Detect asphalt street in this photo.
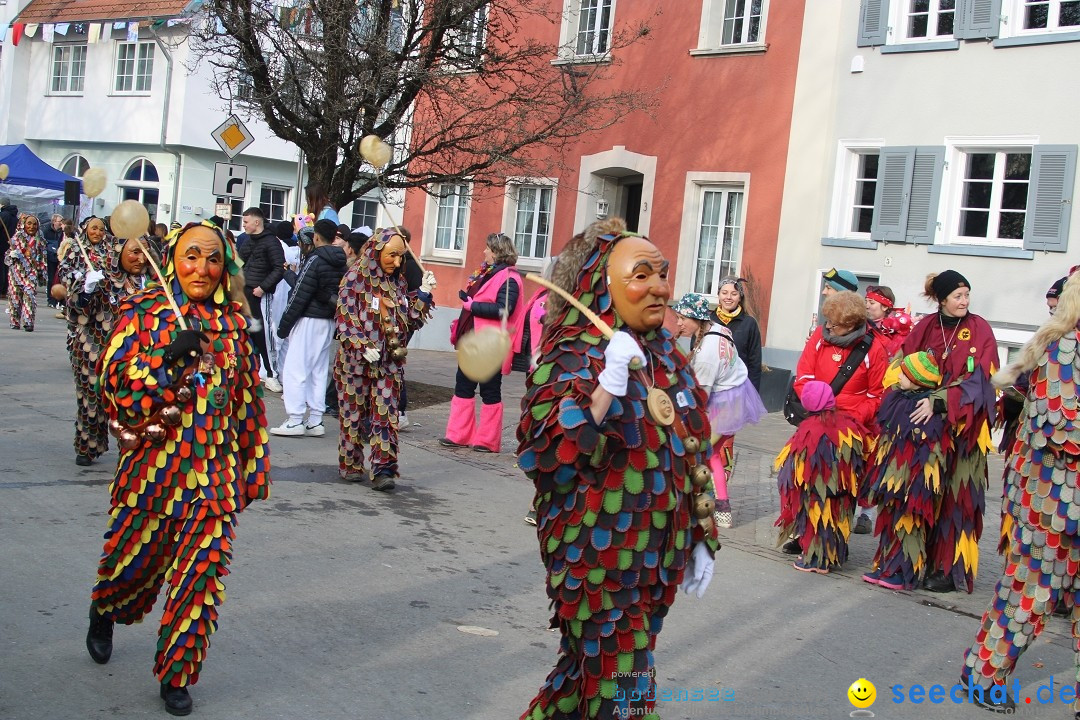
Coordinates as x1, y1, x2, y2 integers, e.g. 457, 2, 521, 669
1, 301, 1077, 720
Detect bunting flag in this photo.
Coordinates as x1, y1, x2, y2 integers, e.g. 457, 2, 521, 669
127, 21, 139, 42
87, 23, 100, 44
42, 24, 55, 43
113, 21, 126, 30
25, 23, 38, 38
11, 22, 24, 46
73, 23, 86, 35
56, 23, 70, 35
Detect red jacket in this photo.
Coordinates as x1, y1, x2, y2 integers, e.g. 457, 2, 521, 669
793, 326, 889, 427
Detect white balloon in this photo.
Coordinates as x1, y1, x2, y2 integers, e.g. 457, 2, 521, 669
82, 168, 107, 198
0, 164, 9, 181
360, 134, 393, 169
111, 199, 150, 240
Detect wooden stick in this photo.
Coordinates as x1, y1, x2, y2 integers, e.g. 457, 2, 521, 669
128, 235, 188, 331
525, 273, 616, 339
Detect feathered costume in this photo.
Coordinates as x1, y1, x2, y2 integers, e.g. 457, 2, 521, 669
863, 387, 953, 589
57, 226, 117, 462
334, 230, 432, 482
517, 228, 718, 720
775, 407, 869, 570
899, 312, 997, 592
89, 221, 271, 690
962, 329, 1080, 710
5, 227, 46, 329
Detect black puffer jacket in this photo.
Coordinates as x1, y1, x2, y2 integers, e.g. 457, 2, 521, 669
721, 312, 763, 390
0, 203, 17, 252
239, 229, 285, 292
276, 244, 347, 338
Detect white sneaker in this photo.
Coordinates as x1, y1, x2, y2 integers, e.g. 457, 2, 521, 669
398, 413, 410, 431
270, 420, 305, 436
305, 423, 325, 437
263, 377, 283, 393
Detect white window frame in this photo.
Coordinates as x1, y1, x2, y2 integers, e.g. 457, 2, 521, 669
827, 140, 885, 240
941, 134, 1040, 249
425, 182, 471, 262
677, 173, 749, 300
118, 158, 160, 221
999, 0, 1080, 37
695, 0, 769, 53
350, 196, 379, 231
502, 179, 557, 270
555, 0, 616, 62
50, 44, 87, 95
214, 195, 247, 233
889, 0, 958, 42
114, 41, 155, 94
259, 185, 290, 223
61, 154, 90, 178
445, 5, 488, 68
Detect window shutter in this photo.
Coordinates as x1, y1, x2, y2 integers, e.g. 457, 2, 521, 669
954, 0, 1000, 40
857, 0, 890, 47
906, 147, 945, 245
870, 147, 915, 243
1023, 144, 1077, 252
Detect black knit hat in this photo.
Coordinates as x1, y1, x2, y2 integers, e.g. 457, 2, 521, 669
1047, 276, 1068, 299
930, 270, 970, 302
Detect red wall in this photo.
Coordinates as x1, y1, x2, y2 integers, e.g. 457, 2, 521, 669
403, 0, 805, 337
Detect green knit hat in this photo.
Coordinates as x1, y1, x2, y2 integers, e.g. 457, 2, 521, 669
901, 351, 941, 388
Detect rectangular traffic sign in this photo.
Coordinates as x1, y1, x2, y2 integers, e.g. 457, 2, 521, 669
213, 162, 247, 198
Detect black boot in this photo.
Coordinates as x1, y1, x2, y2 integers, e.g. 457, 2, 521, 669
781, 537, 801, 555
76, 454, 92, 466
86, 607, 113, 664
961, 678, 1017, 714
923, 570, 955, 593
160, 682, 193, 716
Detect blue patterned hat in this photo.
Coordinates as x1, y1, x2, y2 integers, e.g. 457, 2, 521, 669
670, 293, 713, 321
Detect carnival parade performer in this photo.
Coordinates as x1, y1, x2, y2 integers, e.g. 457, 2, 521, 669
5, 213, 46, 330
900, 270, 997, 594
334, 227, 435, 491
57, 216, 116, 466
672, 292, 766, 529
861, 351, 948, 590
775, 380, 870, 574
959, 270, 1080, 715
518, 218, 719, 720
440, 232, 526, 453
84, 221, 271, 717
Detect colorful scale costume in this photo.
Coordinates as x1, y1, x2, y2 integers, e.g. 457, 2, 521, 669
90, 233, 270, 690
57, 231, 116, 461
899, 313, 997, 592
334, 233, 431, 481
962, 330, 1080, 711
5, 227, 46, 329
775, 406, 869, 569
518, 231, 717, 720
863, 387, 953, 589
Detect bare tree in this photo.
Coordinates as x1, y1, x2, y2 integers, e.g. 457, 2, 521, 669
191, 0, 657, 210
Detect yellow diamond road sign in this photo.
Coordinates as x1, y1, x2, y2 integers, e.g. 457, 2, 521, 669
212, 114, 254, 159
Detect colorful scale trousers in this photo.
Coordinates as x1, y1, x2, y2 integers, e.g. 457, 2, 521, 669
336, 347, 401, 479
928, 448, 987, 593
67, 316, 111, 460
90, 504, 234, 687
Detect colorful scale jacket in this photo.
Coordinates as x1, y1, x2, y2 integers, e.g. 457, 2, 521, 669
98, 284, 271, 516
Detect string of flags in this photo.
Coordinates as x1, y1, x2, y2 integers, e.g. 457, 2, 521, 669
4, 17, 190, 46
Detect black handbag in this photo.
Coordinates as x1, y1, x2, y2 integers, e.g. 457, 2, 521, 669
783, 335, 873, 427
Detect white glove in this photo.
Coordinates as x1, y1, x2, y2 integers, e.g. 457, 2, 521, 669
597, 331, 646, 397
362, 346, 380, 364
420, 270, 437, 294
83, 269, 105, 293
680, 542, 715, 599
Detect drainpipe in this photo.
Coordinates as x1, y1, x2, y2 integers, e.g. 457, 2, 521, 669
152, 29, 182, 225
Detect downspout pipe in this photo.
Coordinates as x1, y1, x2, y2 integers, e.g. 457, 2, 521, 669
152, 29, 182, 225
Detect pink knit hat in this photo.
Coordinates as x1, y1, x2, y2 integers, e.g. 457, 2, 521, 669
800, 380, 836, 412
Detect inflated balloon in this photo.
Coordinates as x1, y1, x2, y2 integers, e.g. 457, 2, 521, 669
359, 134, 392, 169
456, 327, 510, 383
110, 199, 150, 240
0, 164, 8, 181
82, 167, 107, 198
51, 283, 67, 301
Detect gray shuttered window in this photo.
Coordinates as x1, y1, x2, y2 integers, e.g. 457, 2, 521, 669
857, 0, 890, 47
870, 146, 945, 244
954, 0, 1001, 40
1023, 145, 1077, 252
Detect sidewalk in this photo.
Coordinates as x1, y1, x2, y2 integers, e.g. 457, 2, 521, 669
401, 348, 1026, 634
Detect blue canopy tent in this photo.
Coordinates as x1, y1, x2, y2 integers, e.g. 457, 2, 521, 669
0, 144, 81, 215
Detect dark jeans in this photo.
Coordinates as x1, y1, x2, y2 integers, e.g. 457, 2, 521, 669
46, 255, 58, 304
243, 286, 274, 378
454, 367, 502, 405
